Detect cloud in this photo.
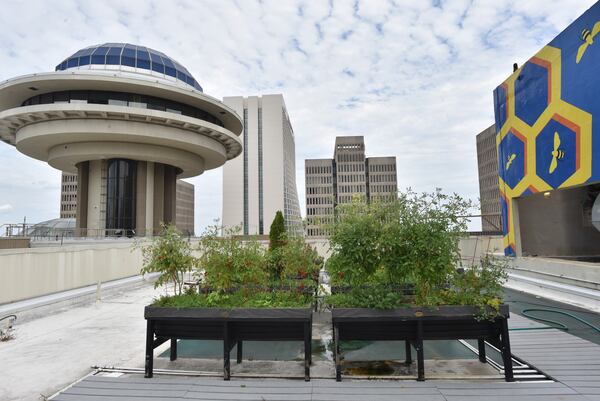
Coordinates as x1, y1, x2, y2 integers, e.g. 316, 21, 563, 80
0, 204, 13, 213
0, 0, 595, 232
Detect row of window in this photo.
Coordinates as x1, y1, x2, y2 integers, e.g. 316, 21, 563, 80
338, 184, 365, 194
306, 206, 334, 216
305, 165, 332, 175
370, 184, 397, 194
337, 163, 364, 172
369, 174, 396, 183
368, 163, 396, 172
22, 90, 224, 127
338, 174, 365, 183
61, 194, 77, 202
62, 174, 77, 183
336, 144, 362, 150
56, 44, 202, 91
336, 152, 364, 162
307, 196, 333, 205
306, 186, 332, 195
62, 184, 77, 193
306, 228, 329, 236
306, 176, 333, 185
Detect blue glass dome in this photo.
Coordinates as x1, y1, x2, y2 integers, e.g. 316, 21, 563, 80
55, 43, 202, 92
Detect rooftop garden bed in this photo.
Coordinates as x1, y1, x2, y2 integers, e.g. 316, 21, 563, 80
140, 218, 321, 381
322, 190, 512, 381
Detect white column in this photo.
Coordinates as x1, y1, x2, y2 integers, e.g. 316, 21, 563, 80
145, 161, 155, 236
87, 160, 103, 235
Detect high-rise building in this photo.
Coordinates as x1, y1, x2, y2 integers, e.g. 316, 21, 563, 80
59, 172, 195, 235
0, 43, 242, 236
476, 124, 502, 232
60, 172, 78, 219
305, 136, 397, 237
222, 94, 302, 236
175, 180, 195, 236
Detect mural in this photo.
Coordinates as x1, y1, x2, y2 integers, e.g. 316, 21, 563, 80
493, 2, 600, 256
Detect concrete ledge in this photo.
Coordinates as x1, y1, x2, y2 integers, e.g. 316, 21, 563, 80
506, 272, 600, 313
512, 256, 600, 290
0, 273, 158, 323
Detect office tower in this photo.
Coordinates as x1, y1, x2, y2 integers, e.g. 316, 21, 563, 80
305, 136, 397, 237
222, 94, 302, 236
476, 124, 502, 232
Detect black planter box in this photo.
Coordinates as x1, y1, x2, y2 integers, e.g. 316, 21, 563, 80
331, 304, 513, 382
144, 306, 313, 381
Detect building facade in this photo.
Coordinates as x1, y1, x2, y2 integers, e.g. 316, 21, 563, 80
476, 124, 502, 232
59, 172, 195, 235
222, 94, 302, 236
60, 172, 78, 219
0, 43, 242, 236
305, 136, 397, 237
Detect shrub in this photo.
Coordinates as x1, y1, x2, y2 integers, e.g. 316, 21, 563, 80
197, 225, 269, 294
325, 189, 506, 312
139, 224, 196, 296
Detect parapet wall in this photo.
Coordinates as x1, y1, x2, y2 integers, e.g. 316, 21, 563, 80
0, 242, 143, 305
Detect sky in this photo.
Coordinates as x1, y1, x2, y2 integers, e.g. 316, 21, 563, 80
0, 0, 596, 234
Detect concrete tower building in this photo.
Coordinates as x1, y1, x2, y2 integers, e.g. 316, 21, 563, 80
305, 136, 397, 237
59, 171, 195, 235
0, 43, 242, 236
222, 94, 302, 236
60, 172, 78, 219
476, 124, 502, 232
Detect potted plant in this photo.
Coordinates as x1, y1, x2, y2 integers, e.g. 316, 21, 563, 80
142, 221, 319, 381
325, 191, 513, 382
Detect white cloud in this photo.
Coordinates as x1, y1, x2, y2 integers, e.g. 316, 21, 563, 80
0, 0, 595, 232
0, 204, 13, 213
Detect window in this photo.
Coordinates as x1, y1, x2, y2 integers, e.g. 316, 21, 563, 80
121, 45, 136, 67
136, 47, 151, 69
106, 47, 122, 65
91, 46, 109, 64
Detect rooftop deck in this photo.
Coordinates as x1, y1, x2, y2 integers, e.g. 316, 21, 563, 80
48, 314, 600, 401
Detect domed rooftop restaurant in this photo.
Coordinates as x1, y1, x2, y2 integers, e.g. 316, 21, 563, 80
0, 43, 243, 237
55, 43, 203, 92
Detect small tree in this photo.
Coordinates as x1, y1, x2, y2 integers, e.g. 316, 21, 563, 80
139, 224, 195, 296
269, 211, 287, 250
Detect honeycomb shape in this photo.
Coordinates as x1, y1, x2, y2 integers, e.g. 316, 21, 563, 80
535, 114, 580, 189
498, 128, 527, 189
514, 58, 550, 126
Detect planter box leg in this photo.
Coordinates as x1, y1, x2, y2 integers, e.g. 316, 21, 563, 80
170, 338, 178, 361
405, 340, 412, 365
500, 319, 514, 382
144, 320, 154, 378
223, 323, 231, 381
478, 338, 486, 363
416, 321, 425, 381
309, 316, 313, 366
304, 321, 311, 381
237, 341, 243, 364
334, 323, 341, 382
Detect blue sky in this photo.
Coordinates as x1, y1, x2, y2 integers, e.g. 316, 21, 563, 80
0, 0, 595, 233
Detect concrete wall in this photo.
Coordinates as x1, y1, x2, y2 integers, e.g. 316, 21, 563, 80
458, 236, 504, 264
0, 243, 143, 305
516, 185, 600, 257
